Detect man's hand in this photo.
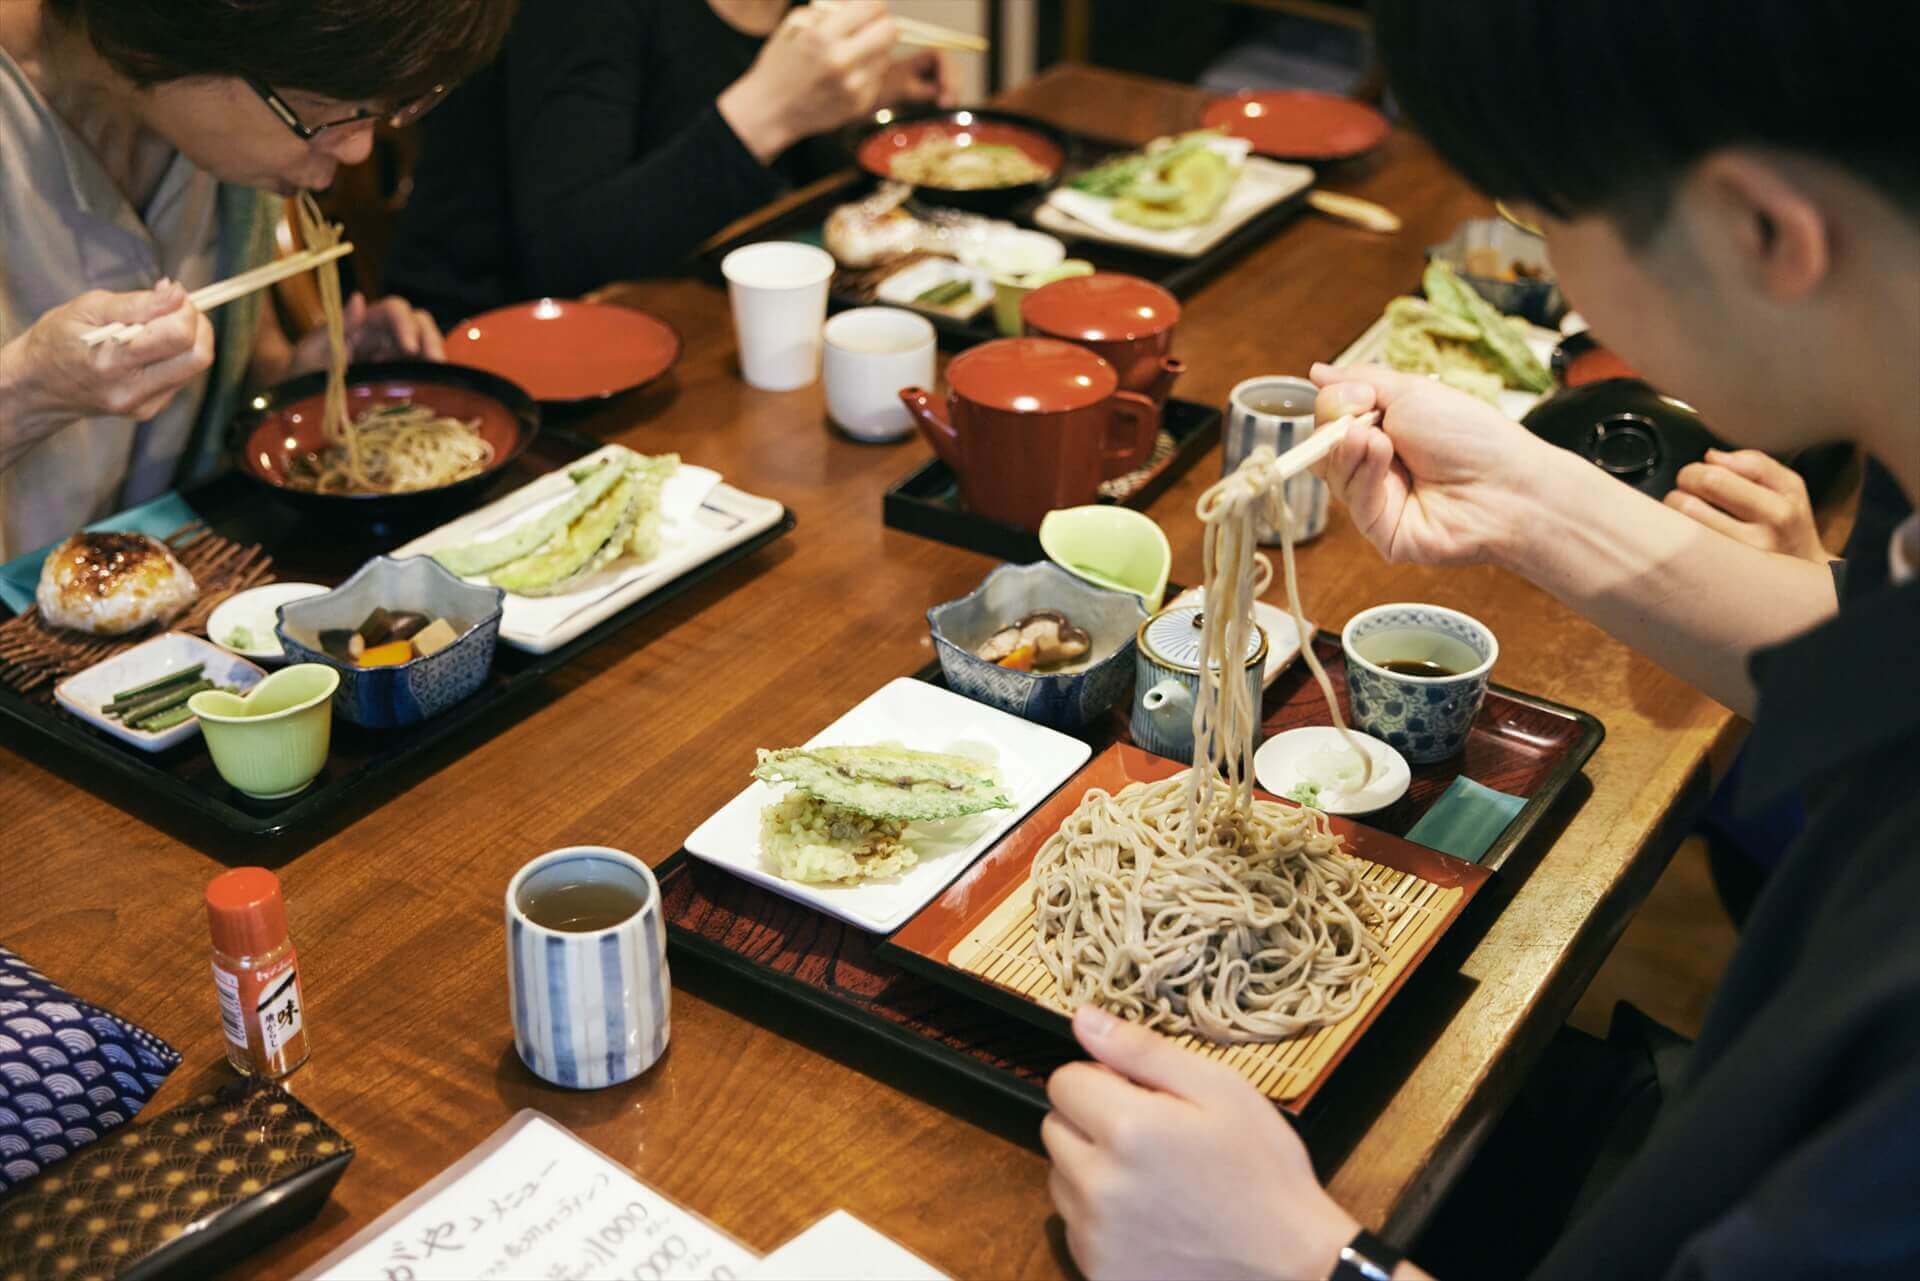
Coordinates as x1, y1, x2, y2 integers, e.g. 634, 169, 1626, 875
286, 292, 445, 378
1043, 1005, 1359, 1281
1664, 448, 1829, 564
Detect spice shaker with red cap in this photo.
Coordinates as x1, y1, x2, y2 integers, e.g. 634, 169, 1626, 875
205, 867, 309, 1078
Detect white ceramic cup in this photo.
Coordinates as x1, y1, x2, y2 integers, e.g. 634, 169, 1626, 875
721, 241, 835, 391
822, 307, 937, 442
506, 846, 670, 1090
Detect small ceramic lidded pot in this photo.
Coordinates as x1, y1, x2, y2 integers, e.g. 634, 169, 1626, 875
506, 846, 670, 1090
1341, 603, 1499, 764
1021, 273, 1185, 475
901, 338, 1161, 531
1131, 604, 1267, 764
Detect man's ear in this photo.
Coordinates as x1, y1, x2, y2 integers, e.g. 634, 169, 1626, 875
1690, 150, 1830, 303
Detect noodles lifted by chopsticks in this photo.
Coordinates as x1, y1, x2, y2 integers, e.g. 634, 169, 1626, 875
1032, 443, 1400, 1043
287, 194, 494, 495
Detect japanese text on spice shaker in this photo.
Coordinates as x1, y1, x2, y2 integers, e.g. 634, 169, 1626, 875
206, 867, 310, 1078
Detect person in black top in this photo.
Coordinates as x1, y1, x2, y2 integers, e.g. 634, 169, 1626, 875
1039, 2, 1920, 1278
385, 0, 947, 326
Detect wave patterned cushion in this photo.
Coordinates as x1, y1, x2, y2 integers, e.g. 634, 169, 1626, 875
0, 945, 181, 1196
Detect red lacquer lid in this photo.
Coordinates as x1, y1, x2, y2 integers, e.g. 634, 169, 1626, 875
946, 337, 1117, 413
1021, 273, 1180, 342
1200, 90, 1390, 161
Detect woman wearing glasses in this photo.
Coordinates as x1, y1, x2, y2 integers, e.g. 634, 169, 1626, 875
0, 0, 513, 558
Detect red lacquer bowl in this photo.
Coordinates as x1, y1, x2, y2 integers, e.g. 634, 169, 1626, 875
445, 300, 681, 405
235, 361, 539, 532
1201, 90, 1390, 161
856, 109, 1064, 215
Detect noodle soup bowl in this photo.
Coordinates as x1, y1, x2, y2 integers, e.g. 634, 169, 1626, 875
275, 555, 504, 729
234, 360, 539, 536
1341, 604, 1498, 764
855, 108, 1065, 217
928, 561, 1150, 735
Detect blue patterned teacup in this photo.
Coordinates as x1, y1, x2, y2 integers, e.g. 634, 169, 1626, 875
1341, 604, 1498, 764
506, 846, 670, 1090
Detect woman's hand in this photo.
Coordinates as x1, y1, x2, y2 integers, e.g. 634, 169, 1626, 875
1309, 361, 1571, 568
718, 1, 899, 163
0, 282, 214, 439
1664, 448, 1829, 563
879, 49, 953, 110
1043, 1006, 1359, 1281
285, 292, 445, 378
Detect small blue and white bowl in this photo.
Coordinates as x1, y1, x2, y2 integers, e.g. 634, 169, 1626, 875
1341, 603, 1498, 765
275, 555, 503, 729
929, 561, 1148, 735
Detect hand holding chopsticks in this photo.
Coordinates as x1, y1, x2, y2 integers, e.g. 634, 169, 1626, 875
81, 241, 354, 348
1273, 409, 1379, 481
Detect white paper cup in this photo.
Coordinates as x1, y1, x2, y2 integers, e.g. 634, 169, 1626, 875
722, 241, 835, 391
506, 846, 670, 1090
822, 307, 937, 442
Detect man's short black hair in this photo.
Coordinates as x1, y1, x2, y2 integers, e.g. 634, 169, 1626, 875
48, 0, 517, 104
1372, 0, 1920, 240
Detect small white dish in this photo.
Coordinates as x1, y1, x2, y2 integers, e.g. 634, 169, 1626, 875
207, 582, 328, 664
1254, 726, 1411, 815
1168, 586, 1302, 688
55, 631, 266, 753
683, 677, 1091, 933
1034, 154, 1312, 259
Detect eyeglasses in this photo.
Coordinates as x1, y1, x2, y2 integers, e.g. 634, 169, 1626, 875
1494, 199, 1547, 239
247, 79, 452, 142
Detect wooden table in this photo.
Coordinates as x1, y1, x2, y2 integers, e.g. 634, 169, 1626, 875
0, 66, 1740, 1278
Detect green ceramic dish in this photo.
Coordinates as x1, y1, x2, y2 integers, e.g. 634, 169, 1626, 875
1038, 505, 1172, 611
188, 664, 339, 800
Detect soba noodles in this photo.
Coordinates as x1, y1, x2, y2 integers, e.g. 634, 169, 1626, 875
1032, 440, 1400, 1043
285, 195, 494, 495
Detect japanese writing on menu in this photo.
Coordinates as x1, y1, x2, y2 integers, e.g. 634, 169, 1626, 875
314, 1115, 756, 1281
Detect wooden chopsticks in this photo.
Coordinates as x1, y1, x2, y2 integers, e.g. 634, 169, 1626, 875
80, 241, 354, 348
893, 14, 988, 53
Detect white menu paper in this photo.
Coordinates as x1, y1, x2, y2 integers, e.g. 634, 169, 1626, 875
304, 1111, 757, 1281
751, 1211, 949, 1281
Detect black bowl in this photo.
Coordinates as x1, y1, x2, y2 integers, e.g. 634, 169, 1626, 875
1522, 379, 1726, 499
232, 360, 539, 534
852, 108, 1067, 218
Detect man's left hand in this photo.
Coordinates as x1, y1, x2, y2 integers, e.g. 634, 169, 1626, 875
1043, 1005, 1360, 1281
287, 292, 445, 376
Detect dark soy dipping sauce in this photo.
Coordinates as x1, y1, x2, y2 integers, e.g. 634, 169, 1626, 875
1380, 659, 1462, 677
522, 880, 644, 932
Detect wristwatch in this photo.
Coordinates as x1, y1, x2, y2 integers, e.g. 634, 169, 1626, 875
1329, 1227, 1404, 1281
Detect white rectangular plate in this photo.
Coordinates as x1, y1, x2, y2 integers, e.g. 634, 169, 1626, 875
55, 631, 265, 752
391, 445, 787, 654
1033, 156, 1315, 259
683, 677, 1092, 934
1334, 307, 1560, 421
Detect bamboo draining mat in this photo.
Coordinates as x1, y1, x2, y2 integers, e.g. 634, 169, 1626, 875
948, 859, 1462, 1102
0, 525, 275, 695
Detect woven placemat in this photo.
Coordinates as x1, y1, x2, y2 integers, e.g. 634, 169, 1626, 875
0, 524, 274, 696
1098, 428, 1179, 502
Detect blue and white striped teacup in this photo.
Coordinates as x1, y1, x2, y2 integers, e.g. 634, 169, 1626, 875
506, 846, 670, 1090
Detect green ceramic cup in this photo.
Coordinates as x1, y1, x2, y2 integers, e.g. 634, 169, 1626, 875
188, 663, 339, 799
1038, 505, 1172, 611
991, 260, 1095, 337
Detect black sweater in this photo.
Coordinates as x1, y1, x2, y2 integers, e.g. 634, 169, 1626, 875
1536, 565, 1920, 1279
386, 0, 796, 326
